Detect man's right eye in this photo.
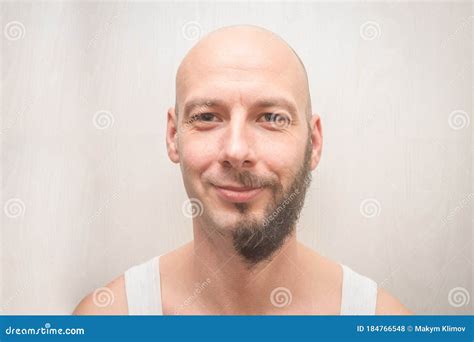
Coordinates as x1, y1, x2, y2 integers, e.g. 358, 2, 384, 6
190, 113, 217, 122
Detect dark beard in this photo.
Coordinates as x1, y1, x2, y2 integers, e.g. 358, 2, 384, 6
232, 137, 313, 267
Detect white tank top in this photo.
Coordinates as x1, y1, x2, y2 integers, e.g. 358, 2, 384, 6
124, 255, 378, 315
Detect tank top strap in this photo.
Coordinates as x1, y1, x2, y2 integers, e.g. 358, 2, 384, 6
124, 255, 163, 315
340, 263, 378, 315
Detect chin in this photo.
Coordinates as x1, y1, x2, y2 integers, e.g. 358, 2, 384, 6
209, 215, 242, 231
213, 211, 264, 231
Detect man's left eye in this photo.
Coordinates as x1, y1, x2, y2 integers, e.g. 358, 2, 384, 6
260, 112, 292, 127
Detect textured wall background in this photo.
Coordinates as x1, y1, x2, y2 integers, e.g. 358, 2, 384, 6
1, 1, 472, 315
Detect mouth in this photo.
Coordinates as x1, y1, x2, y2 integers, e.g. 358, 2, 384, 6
213, 184, 264, 203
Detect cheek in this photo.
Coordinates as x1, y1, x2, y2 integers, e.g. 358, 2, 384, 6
179, 137, 217, 199
180, 134, 218, 174
257, 133, 302, 170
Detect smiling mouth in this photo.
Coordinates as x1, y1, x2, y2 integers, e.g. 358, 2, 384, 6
213, 184, 264, 203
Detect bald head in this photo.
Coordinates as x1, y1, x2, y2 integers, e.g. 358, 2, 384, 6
175, 25, 312, 122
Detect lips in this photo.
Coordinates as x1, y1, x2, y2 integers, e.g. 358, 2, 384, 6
213, 184, 263, 203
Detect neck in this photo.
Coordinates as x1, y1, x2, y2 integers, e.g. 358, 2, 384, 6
190, 219, 304, 314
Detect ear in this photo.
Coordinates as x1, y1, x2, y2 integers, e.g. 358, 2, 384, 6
166, 106, 180, 163
309, 114, 323, 170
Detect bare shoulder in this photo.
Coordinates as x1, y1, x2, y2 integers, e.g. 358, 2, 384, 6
73, 274, 128, 315
376, 287, 413, 315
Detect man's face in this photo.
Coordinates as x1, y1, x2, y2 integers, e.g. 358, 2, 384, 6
167, 28, 321, 265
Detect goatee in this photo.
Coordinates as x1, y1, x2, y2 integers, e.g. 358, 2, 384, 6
232, 137, 313, 267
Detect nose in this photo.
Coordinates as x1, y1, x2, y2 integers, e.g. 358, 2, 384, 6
218, 115, 256, 170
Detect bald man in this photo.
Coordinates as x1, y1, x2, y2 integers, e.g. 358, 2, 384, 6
74, 25, 411, 315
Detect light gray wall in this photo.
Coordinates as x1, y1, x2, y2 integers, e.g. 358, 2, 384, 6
1, 1, 472, 314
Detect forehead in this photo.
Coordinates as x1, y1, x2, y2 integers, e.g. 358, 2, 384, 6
176, 35, 308, 113
178, 62, 307, 116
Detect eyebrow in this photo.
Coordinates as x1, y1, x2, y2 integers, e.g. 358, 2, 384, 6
182, 96, 299, 118
183, 98, 225, 117
252, 97, 298, 117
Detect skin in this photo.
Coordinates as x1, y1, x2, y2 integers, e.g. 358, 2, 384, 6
74, 25, 412, 315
